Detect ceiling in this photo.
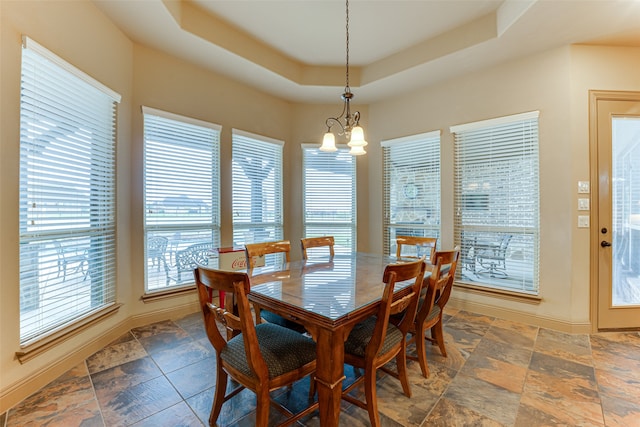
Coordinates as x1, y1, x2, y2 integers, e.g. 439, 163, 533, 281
93, 0, 640, 104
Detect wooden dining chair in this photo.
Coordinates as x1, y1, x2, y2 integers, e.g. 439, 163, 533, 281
300, 236, 335, 259
396, 235, 437, 264
244, 240, 291, 268
245, 240, 306, 333
194, 266, 319, 427
340, 258, 426, 427
407, 249, 459, 378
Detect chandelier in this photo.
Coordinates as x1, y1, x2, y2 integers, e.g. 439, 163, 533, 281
320, 0, 368, 156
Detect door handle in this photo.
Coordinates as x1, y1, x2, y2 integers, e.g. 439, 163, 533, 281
601, 240, 612, 247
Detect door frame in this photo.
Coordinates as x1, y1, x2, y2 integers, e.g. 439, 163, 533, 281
588, 90, 640, 332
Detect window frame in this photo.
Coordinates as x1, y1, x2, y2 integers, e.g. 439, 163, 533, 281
302, 144, 357, 254
142, 107, 221, 292
382, 131, 442, 256
18, 36, 121, 349
232, 130, 284, 265
451, 111, 540, 295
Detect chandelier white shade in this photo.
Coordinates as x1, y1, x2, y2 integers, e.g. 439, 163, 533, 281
320, 0, 368, 156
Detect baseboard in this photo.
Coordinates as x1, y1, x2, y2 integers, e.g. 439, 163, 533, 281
0, 301, 199, 414
448, 297, 592, 334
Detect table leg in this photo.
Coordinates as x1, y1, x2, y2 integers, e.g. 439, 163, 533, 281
314, 327, 345, 427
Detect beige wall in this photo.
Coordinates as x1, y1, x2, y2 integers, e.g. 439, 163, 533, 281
1, 0, 135, 412
2, 0, 640, 414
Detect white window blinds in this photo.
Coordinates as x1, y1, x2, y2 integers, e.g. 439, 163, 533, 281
232, 130, 284, 262
451, 111, 540, 294
382, 131, 441, 256
19, 37, 120, 345
302, 145, 356, 253
143, 107, 221, 290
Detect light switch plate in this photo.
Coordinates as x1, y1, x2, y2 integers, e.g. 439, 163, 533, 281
578, 198, 590, 211
578, 215, 590, 228
578, 181, 590, 194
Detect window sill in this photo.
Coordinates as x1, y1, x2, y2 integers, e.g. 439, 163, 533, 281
141, 285, 196, 303
454, 280, 542, 304
16, 303, 122, 364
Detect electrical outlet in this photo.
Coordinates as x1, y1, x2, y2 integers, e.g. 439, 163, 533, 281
578, 181, 590, 194
578, 198, 590, 211
578, 215, 590, 228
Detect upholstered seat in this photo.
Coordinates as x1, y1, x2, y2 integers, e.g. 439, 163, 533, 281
343, 316, 404, 358
194, 266, 319, 426
408, 249, 459, 378
221, 322, 316, 379
340, 258, 426, 427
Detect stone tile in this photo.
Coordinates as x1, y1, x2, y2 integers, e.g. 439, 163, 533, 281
86, 337, 148, 374
129, 401, 204, 427
600, 392, 640, 427
174, 311, 203, 328
533, 328, 593, 366
96, 375, 182, 426
460, 352, 528, 394
515, 401, 603, 427
131, 319, 184, 339
442, 373, 521, 425
7, 365, 102, 427
151, 339, 213, 374
528, 351, 597, 389
187, 386, 258, 427
407, 329, 467, 373
471, 334, 534, 368
446, 310, 495, 335
179, 319, 208, 341
595, 366, 640, 404
135, 329, 193, 355
424, 397, 506, 426
166, 356, 218, 399
373, 362, 456, 426
91, 356, 163, 400
522, 363, 604, 425
484, 318, 538, 349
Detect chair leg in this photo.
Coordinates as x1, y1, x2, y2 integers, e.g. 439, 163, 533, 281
415, 324, 430, 378
255, 386, 270, 427
395, 343, 411, 397
431, 319, 447, 357
364, 364, 381, 427
210, 365, 228, 426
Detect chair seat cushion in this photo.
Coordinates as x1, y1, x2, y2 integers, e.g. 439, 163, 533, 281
221, 323, 316, 379
261, 309, 307, 333
344, 316, 403, 358
419, 298, 441, 323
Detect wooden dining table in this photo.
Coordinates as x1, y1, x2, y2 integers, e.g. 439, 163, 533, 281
247, 252, 431, 427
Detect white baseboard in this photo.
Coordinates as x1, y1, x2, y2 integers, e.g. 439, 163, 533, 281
448, 297, 592, 334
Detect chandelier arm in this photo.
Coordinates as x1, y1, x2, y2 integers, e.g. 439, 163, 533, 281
320, 0, 366, 155
325, 117, 347, 136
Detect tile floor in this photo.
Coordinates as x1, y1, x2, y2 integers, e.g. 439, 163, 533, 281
3, 307, 640, 426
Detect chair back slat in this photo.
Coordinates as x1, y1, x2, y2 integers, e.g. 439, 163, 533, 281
396, 235, 437, 264
245, 240, 291, 268
300, 236, 335, 259
194, 267, 249, 350
368, 258, 426, 358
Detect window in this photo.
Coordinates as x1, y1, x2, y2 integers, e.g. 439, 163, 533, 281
451, 111, 540, 294
302, 145, 356, 253
19, 37, 120, 345
143, 107, 221, 291
232, 130, 284, 264
382, 131, 441, 256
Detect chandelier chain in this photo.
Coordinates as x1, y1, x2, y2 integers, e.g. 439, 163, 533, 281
345, 0, 350, 90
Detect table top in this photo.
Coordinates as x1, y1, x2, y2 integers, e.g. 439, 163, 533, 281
248, 252, 429, 323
